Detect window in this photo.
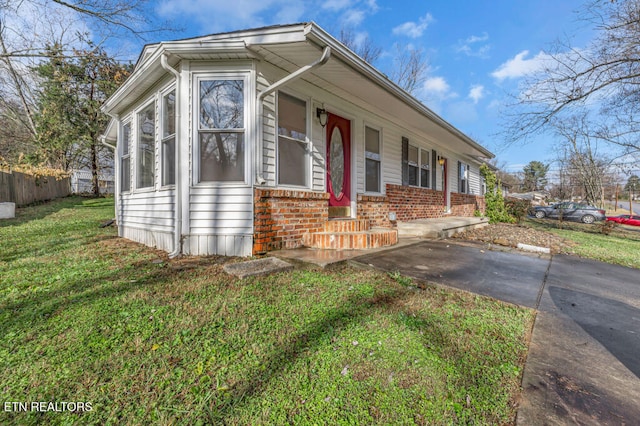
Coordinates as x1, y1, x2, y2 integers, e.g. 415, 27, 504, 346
458, 161, 469, 193
277, 92, 308, 186
137, 102, 156, 189
365, 126, 381, 192
162, 90, 176, 186
406, 143, 430, 188
121, 122, 131, 192
198, 79, 245, 182
420, 149, 430, 188
408, 145, 419, 186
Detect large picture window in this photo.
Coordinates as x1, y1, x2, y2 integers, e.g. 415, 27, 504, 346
121, 122, 131, 192
198, 79, 245, 182
277, 92, 308, 186
365, 126, 381, 192
162, 90, 176, 186
137, 103, 156, 189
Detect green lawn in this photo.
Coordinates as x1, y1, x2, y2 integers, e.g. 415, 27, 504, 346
1, 197, 534, 425
526, 218, 640, 269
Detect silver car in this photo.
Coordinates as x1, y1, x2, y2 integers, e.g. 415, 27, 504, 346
533, 202, 606, 224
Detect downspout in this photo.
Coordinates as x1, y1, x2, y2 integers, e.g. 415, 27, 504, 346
255, 46, 331, 184
161, 53, 182, 258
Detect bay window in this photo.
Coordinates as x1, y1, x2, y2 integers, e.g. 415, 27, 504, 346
137, 103, 155, 189
198, 78, 245, 182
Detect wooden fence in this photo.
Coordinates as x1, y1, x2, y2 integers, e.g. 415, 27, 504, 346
0, 170, 70, 206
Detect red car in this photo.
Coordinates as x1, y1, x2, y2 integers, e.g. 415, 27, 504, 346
606, 214, 640, 227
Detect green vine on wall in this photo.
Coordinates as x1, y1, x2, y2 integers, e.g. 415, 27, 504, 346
480, 164, 514, 224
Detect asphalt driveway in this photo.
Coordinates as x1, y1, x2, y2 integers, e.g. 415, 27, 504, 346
353, 240, 640, 425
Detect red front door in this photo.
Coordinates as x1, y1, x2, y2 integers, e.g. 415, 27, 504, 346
326, 113, 351, 217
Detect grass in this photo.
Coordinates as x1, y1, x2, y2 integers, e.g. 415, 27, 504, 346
526, 218, 640, 269
1, 197, 534, 425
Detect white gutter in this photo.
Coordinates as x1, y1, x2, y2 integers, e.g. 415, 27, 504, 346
161, 53, 183, 258
254, 46, 331, 184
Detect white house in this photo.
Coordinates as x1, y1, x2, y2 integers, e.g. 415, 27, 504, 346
101, 23, 493, 257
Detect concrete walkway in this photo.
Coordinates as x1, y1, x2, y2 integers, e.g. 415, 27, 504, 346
351, 241, 640, 425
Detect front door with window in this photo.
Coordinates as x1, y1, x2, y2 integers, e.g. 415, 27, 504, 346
326, 113, 351, 217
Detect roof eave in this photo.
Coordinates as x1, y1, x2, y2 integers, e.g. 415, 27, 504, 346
303, 23, 494, 159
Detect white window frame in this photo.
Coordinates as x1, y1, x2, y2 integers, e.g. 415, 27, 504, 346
364, 124, 382, 194
408, 144, 431, 189
120, 118, 132, 193
135, 99, 157, 191
193, 72, 250, 186
459, 162, 469, 194
160, 86, 176, 187
276, 91, 311, 188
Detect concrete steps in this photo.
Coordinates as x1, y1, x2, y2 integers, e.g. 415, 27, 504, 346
303, 219, 398, 250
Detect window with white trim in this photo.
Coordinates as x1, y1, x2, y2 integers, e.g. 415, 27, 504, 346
120, 121, 131, 192
365, 126, 381, 193
137, 103, 156, 189
420, 149, 430, 188
407, 143, 431, 188
277, 92, 308, 186
198, 78, 245, 182
161, 89, 176, 186
458, 161, 469, 193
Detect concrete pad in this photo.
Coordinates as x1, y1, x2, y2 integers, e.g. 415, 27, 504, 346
0, 202, 15, 219
271, 238, 423, 268
223, 257, 294, 279
397, 216, 489, 238
518, 255, 640, 425
353, 240, 549, 308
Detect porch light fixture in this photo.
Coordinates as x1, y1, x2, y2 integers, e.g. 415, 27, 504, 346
316, 107, 328, 128
438, 157, 445, 166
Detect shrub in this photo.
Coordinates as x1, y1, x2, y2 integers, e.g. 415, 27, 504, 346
480, 164, 515, 224
505, 198, 531, 223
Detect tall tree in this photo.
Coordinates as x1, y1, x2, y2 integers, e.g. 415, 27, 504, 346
503, 0, 640, 156
626, 175, 640, 199
338, 27, 382, 64
34, 43, 131, 194
522, 161, 549, 191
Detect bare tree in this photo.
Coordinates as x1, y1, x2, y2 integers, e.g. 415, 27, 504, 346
338, 27, 382, 64
552, 114, 613, 207
503, 0, 640, 155
389, 44, 428, 95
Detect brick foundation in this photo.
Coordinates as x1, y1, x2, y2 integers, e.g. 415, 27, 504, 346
450, 192, 485, 217
253, 188, 329, 254
356, 194, 391, 228
386, 184, 446, 221
386, 184, 485, 221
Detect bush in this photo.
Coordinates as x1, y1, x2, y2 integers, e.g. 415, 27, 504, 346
505, 198, 531, 223
480, 164, 515, 224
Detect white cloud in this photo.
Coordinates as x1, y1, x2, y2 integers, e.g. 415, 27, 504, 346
343, 9, 366, 26
423, 76, 450, 94
456, 32, 490, 58
468, 85, 485, 104
392, 13, 434, 38
491, 50, 552, 81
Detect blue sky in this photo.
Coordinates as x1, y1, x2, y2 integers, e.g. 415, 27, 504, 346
125, 0, 592, 173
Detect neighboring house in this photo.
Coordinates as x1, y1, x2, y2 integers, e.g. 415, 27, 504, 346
70, 170, 115, 194
101, 23, 494, 257
510, 191, 550, 206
